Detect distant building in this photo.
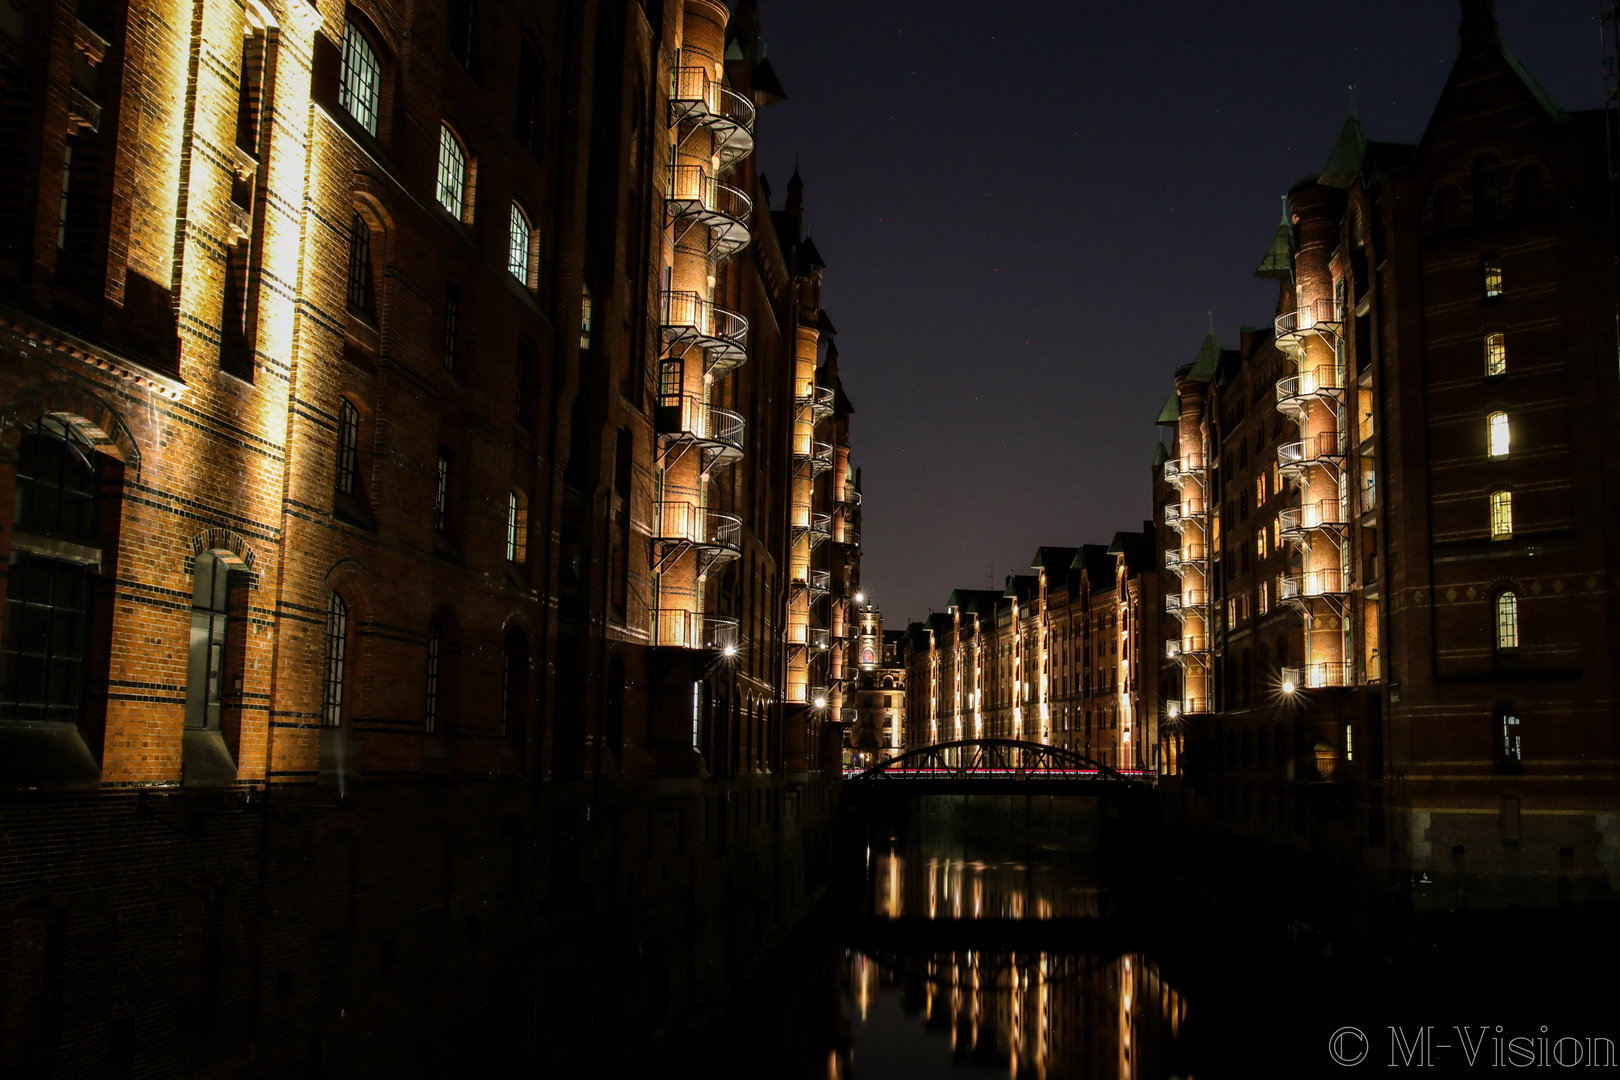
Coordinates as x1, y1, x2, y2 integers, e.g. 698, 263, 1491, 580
846, 601, 902, 769
1152, 0, 1620, 908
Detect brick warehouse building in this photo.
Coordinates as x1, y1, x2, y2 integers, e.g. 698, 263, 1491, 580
0, 0, 859, 1072
1153, 0, 1620, 910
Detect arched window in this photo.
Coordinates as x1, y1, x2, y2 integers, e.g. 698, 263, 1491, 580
424, 617, 442, 732
1487, 411, 1510, 457
436, 124, 467, 217
345, 210, 371, 314
322, 592, 348, 726
1473, 156, 1500, 225
433, 450, 450, 533
1484, 332, 1506, 376
1490, 490, 1513, 539
1495, 591, 1519, 650
336, 399, 360, 495
507, 203, 533, 285
185, 552, 233, 731
1, 419, 104, 723
1494, 705, 1522, 772
339, 20, 382, 136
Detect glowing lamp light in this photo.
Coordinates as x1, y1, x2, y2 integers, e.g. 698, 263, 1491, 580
1282, 679, 1297, 694
723, 644, 737, 657
814, 696, 827, 708
855, 592, 865, 603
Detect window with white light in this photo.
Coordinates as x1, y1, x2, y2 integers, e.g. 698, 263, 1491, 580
508, 203, 533, 284
1487, 411, 1510, 457
340, 21, 381, 135
436, 125, 467, 217
1483, 262, 1502, 299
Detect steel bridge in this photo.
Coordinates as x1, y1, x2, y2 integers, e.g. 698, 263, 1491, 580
845, 738, 1153, 794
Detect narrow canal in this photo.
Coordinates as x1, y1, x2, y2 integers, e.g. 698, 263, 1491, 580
662, 794, 1615, 1079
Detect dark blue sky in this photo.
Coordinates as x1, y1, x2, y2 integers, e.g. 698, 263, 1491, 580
751, 1, 1602, 626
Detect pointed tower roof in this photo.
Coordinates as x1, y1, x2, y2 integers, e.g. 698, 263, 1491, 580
1187, 333, 1221, 382
1255, 202, 1295, 280
1156, 388, 1181, 425
1319, 117, 1369, 189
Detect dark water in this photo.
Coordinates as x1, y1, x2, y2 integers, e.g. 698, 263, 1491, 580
677, 815, 1619, 1080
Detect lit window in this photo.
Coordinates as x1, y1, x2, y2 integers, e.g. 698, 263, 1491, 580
1495, 591, 1519, 650
424, 617, 441, 732
434, 450, 450, 533
1255, 474, 1265, 508
580, 284, 593, 350
507, 203, 532, 283
1487, 411, 1510, 457
322, 592, 348, 726
1484, 262, 1502, 298
336, 399, 359, 496
442, 284, 459, 371
345, 211, 371, 313
1490, 490, 1512, 539
436, 124, 467, 217
339, 21, 382, 136
1345, 723, 1353, 762
506, 491, 520, 562
1496, 709, 1521, 768
1485, 333, 1506, 376
1256, 531, 1267, 559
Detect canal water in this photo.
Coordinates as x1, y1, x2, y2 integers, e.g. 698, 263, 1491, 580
669, 801, 1617, 1079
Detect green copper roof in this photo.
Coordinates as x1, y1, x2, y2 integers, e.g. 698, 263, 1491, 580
1187, 333, 1221, 382
1153, 441, 1170, 467
1319, 117, 1368, 189
1156, 388, 1180, 424
1255, 209, 1295, 281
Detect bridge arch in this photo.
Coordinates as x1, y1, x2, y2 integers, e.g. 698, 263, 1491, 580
848, 739, 1147, 785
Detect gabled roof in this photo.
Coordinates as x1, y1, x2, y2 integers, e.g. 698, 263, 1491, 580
799, 235, 826, 271
1030, 546, 1079, 578
947, 588, 1004, 616
1070, 544, 1113, 589
817, 308, 837, 336
752, 57, 788, 106
1107, 525, 1155, 574
1003, 574, 1038, 603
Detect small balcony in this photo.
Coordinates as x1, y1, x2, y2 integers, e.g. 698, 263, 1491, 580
653, 501, 742, 569
654, 609, 740, 652
796, 383, 835, 424
1165, 635, 1210, 662
1162, 544, 1206, 576
1273, 299, 1346, 352
1165, 590, 1206, 619
1280, 568, 1347, 604
1282, 662, 1351, 690
666, 165, 752, 259
1277, 431, 1345, 483
668, 57, 756, 166
1162, 501, 1206, 533
660, 290, 749, 376
808, 628, 830, 652
808, 511, 832, 548
792, 437, 834, 477
1162, 457, 1206, 489
1278, 499, 1348, 543
807, 569, 831, 599
655, 392, 745, 469
807, 685, 831, 707
1164, 696, 1210, 720
1276, 363, 1347, 419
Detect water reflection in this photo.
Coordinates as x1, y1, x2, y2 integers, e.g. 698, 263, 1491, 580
838, 829, 1188, 1079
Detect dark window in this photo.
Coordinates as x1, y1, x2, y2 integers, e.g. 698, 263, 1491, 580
434, 450, 450, 533
515, 41, 542, 154
446, 0, 475, 74
1494, 707, 1522, 773
345, 211, 371, 313
424, 617, 442, 732
13, 417, 100, 543
322, 593, 347, 726
336, 399, 359, 495
185, 552, 232, 730
442, 284, 459, 371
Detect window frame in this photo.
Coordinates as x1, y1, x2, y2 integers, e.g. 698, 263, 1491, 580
436, 123, 468, 219
322, 592, 349, 726
1484, 332, 1506, 377
507, 202, 534, 286
424, 616, 442, 733
339, 19, 383, 137
1490, 489, 1512, 539
1495, 590, 1519, 651
1487, 411, 1510, 458
433, 449, 450, 534
336, 398, 360, 496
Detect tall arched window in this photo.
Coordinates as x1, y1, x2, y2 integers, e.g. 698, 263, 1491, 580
507, 203, 533, 284
1495, 591, 1519, 650
424, 617, 442, 733
185, 552, 233, 730
339, 20, 382, 136
1484, 333, 1506, 376
506, 490, 527, 563
1490, 490, 1513, 539
322, 592, 348, 726
345, 211, 371, 314
336, 399, 360, 495
1487, 411, 1510, 458
1, 419, 104, 723
436, 124, 467, 217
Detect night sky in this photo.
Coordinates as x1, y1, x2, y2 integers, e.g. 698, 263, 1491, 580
750, 1, 1601, 628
